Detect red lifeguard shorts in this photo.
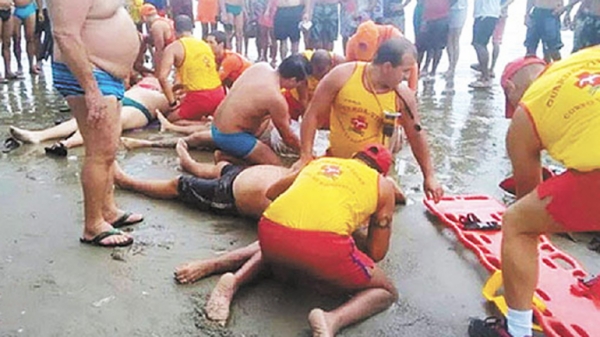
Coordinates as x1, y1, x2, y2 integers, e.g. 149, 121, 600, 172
258, 217, 374, 289
282, 90, 304, 121
178, 87, 225, 120
537, 170, 600, 232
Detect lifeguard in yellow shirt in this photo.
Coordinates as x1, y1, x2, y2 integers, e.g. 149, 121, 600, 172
157, 15, 225, 122
468, 47, 600, 337
298, 37, 444, 202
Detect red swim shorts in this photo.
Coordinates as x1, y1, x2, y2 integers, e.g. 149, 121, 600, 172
537, 169, 600, 232
258, 217, 374, 289
282, 90, 304, 121
178, 87, 225, 120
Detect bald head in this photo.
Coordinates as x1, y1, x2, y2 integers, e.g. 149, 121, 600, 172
373, 37, 417, 67
504, 63, 546, 110
310, 50, 333, 80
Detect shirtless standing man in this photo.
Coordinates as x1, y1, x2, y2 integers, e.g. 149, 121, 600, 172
274, 0, 305, 60
141, 3, 176, 69
298, 38, 444, 202
305, 0, 340, 50
220, 0, 245, 53
49, 0, 141, 247
122, 55, 310, 166
13, 0, 41, 74
525, 0, 565, 62
0, 0, 14, 81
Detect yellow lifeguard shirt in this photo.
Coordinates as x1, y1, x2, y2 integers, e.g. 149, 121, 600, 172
521, 46, 600, 171
263, 157, 379, 236
329, 62, 397, 158
289, 50, 328, 102
177, 37, 221, 91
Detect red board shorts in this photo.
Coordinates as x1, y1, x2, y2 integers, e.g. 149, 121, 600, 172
178, 87, 225, 120
258, 217, 374, 289
282, 90, 304, 121
537, 169, 600, 232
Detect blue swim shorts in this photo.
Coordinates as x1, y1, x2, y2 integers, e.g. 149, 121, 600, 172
210, 123, 257, 158
52, 62, 125, 100
14, 1, 36, 21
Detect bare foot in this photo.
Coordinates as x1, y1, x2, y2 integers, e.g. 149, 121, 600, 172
205, 272, 237, 326
308, 308, 335, 337
174, 260, 216, 284
176, 139, 194, 172
9, 126, 40, 144
121, 137, 151, 150
156, 110, 170, 133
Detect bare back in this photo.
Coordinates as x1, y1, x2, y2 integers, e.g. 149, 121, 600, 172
52, 0, 140, 80
213, 63, 287, 135
233, 165, 291, 218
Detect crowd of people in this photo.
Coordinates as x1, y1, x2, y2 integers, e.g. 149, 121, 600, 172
2, 0, 600, 336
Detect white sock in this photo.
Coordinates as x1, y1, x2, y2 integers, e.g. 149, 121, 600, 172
507, 308, 533, 337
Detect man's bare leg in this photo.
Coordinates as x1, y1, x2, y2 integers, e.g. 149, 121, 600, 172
308, 267, 398, 337
244, 141, 282, 165
2, 18, 14, 78
12, 21, 22, 75
113, 162, 181, 200
157, 111, 209, 134
23, 13, 38, 74
175, 241, 260, 284
122, 129, 213, 150
176, 139, 229, 177
9, 118, 78, 143
501, 191, 565, 311
205, 250, 265, 326
234, 13, 243, 53
70, 96, 132, 245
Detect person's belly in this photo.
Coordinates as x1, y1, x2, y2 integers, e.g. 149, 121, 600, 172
55, 8, 139, 80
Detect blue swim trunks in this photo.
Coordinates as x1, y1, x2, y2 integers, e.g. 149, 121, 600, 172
211, 123, 257, 158
122, 96, 154, 123
14, 1, 37, 21
52, 62, 125, 100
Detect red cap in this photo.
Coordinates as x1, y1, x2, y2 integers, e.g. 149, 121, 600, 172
501, 56, 546, 119
357, 143, 393, 174
141, 4, 158, 17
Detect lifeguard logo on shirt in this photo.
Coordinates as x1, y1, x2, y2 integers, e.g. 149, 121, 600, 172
575, 72, 600, 94
350, 115, 368, 135
320, 164, 342, 179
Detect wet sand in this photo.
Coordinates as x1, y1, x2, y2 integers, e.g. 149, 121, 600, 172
1, 4, 599, 337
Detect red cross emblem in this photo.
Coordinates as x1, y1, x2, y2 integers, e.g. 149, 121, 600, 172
575, 72, 600, 89
351, 115, 368, 132
320, 164, 341, 179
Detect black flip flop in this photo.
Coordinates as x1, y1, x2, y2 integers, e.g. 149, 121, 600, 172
459, 213, 501, 231
44, 142, 67, 157
111, 212, 144, 229
2, 137, 20, 153
80, 229, 133, 247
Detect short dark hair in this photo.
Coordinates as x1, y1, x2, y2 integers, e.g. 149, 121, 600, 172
174, 15, 194, 34
278, 54, 312, 81
373, 37, 417, 67
208, 31, 227, 45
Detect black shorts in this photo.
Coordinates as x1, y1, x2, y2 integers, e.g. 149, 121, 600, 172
416, 17, 449, 52
524, 7, 563, 53
472, 16, 498, 46
0, 9, 10, 22
176, 164, 244, 215
274, 5, 303, 42
35, 9, 49, 34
